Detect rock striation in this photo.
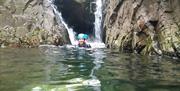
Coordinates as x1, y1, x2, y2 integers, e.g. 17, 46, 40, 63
103, 0, 180, 57
0, 0, 70, 48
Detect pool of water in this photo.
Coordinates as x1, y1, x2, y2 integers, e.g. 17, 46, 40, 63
0, 46, 180, 91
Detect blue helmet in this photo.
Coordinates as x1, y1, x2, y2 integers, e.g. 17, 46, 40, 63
77, 33, 88, 40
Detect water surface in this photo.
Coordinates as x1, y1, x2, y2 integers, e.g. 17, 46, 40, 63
0, 46, 180, 91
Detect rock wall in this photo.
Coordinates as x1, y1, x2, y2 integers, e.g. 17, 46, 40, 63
0, 0, 70, 48
103, 0, 180, 57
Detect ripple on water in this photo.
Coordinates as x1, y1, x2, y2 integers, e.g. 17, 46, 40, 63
0, 47, 180, 91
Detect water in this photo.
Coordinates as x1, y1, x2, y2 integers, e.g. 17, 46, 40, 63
94, 0, 103, 42
52, 0, 104, 45
0, 47, 180, 91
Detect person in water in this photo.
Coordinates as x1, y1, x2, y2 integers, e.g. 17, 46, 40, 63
77, 33, 91, 48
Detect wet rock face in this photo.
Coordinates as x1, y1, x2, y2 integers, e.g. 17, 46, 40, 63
103, 0, 180, 57
54, 0, 95, 35
0, 0, 70, 48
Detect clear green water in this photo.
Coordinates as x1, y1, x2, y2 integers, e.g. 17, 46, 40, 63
0, 46, 180, 91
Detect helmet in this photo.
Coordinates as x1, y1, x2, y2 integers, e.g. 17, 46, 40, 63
77, 33, 88, 40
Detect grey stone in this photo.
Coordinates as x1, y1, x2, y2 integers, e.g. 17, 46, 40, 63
103, 0, 180, 57
0, 0, 69, 47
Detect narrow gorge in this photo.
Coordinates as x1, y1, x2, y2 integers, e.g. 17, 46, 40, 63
0, 0, 180, 91
0, 0, 180, 57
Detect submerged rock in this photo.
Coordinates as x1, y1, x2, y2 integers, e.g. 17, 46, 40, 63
0, 0, 70, 48
103, 0, 180, 57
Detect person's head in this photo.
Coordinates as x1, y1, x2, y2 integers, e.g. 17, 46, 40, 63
78, 38, 85, 45
77, 33, 88, 40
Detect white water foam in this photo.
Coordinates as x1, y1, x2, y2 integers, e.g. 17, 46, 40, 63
88, 42, 105, 49
94, 0, 103, 42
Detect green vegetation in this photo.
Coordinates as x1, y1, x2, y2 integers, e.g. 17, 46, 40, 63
142, 36, 153, 55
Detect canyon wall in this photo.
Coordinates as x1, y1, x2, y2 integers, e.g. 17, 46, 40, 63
103, 0, 180, 57
0, 0, 69, 48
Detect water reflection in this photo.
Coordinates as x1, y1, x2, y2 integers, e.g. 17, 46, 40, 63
97, 53, 180, 91
39, 45, 106, 91
89, 49, 106, 91
0, 47, 180, 91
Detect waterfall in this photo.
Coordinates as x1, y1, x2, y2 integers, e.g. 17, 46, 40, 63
89, 0, 105, 48
94, 0, 103, 42
54, 9, 77, 45
49, 0, 77, 45
50, 0, 105, 48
